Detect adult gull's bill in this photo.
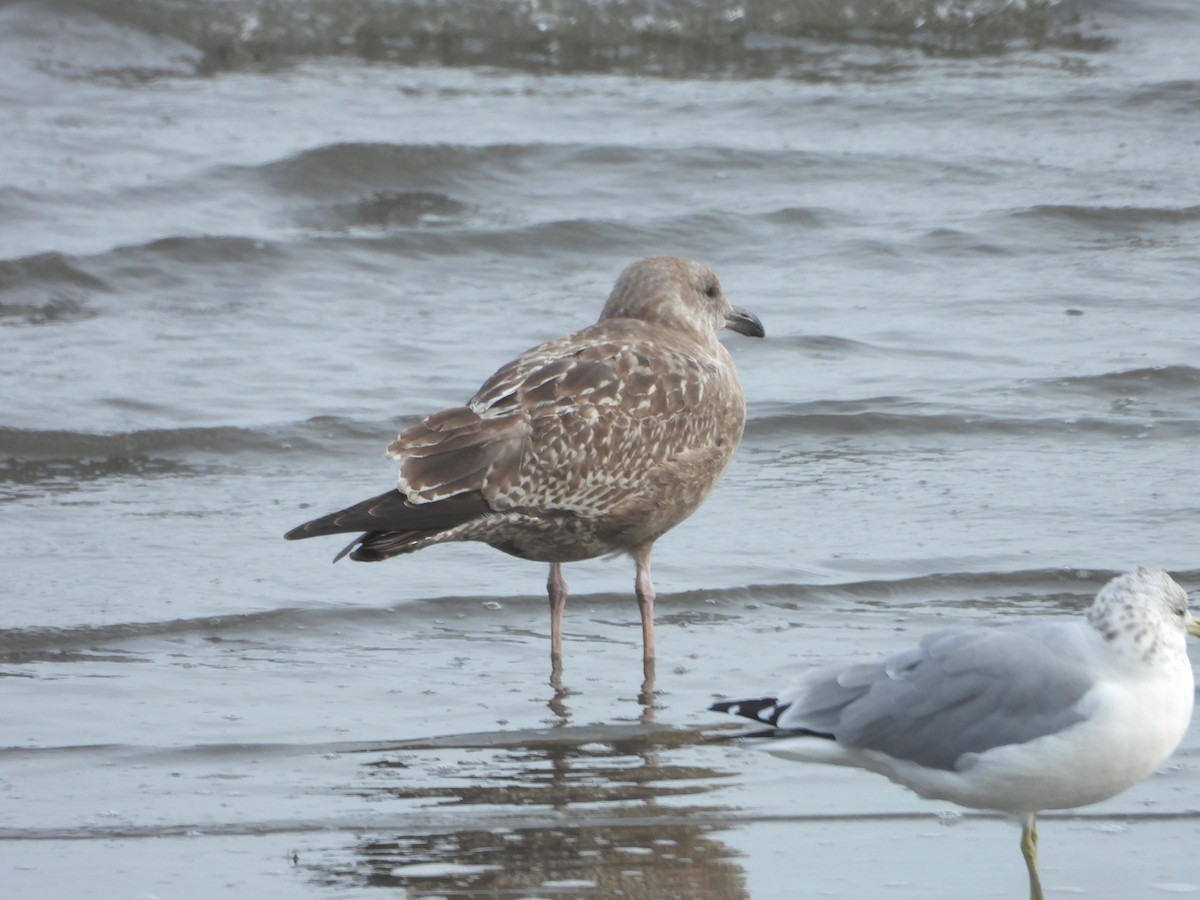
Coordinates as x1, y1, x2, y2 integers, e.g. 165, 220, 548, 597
285, 256, 763, 673
710, 566, 1200, 900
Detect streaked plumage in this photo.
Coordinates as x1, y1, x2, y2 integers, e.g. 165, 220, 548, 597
286, 255, 763, 664
711, 566, 1200, 900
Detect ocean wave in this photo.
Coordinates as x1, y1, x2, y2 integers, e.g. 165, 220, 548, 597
247, 141, 849, 238
0, 456, 202, 500
282, 210, 768, 258
0, 295, 97, 328
0, 607, 307, 662
766, 333, 1010, 364
1011, 366, 1200, 422
0, 418, 405, 499
300, 192, 471, 231
744, 397, 1200, 440
0, 250, 106, 292
1, 239, 288, 310
251, 142, 534, 195
66, 0, 1096, 76
909, 226, 1013, 258
94, 235, 292, 276
0, 425, 252, 499
250, 141, 800, 196
0, 418, 397, 461
1038, 364, 1200, 396
1118, 79, 1200, 113
5, 564, 1182, 659
0, 139, 950, 259
670, 566, 1160, 611
0, 252, 109, 327
0, 425, 261, 460
1011, 203, 1200, 229
14, 141, 849, 251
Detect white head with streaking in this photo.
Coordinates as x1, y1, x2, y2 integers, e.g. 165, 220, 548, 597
710, 566, 1200, 900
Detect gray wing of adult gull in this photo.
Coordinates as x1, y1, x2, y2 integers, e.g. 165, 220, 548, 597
771, 624, 1099, 770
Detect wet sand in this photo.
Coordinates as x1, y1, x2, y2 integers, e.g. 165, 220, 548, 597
4, 579, 1199, 898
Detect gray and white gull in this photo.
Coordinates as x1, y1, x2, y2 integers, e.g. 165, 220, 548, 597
712, 566, 1200, 900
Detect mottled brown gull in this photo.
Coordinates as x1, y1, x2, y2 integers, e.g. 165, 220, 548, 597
284, 255, 764, 665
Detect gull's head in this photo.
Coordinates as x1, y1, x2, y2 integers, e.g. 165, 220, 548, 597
599, 256, 765, 343
1086, 566, 1199, 662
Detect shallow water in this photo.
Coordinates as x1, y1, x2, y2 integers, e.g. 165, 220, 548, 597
3, 0, 1200, 896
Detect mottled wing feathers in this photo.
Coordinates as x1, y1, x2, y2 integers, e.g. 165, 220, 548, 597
388, 320, 746, 524
389, 408, 530, 503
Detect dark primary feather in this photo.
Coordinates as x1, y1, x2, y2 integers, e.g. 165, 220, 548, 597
284, 490, 490, 561
710, 697, 789, 725
709, 698, 835, 740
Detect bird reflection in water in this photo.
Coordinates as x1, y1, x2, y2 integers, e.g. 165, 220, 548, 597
313, 726, 746, 898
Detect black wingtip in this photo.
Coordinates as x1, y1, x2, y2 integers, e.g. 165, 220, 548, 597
710, 696, 787, 726
283, 510, 351, 541
709, 699, 740, 714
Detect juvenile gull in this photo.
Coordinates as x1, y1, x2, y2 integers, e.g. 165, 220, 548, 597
285, 255, 763, 666
711, 566, 1200, 900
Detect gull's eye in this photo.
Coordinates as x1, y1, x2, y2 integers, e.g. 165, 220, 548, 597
703, 281, 719, 299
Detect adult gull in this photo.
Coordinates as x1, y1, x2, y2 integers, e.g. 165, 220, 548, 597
286, 255, 763, 669
711, 566, 1200, 899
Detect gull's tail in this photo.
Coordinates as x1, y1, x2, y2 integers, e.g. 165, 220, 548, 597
284, 489, 489, 562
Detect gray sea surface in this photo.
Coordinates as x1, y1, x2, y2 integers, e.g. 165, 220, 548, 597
3, 0, 1200, 896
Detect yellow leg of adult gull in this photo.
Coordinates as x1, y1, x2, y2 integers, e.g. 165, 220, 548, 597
1020, 814, 1044, 900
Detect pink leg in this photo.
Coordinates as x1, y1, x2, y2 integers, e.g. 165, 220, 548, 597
639, 656, 657, 716
547, 562, 568, 661
634, 544, 655, 661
